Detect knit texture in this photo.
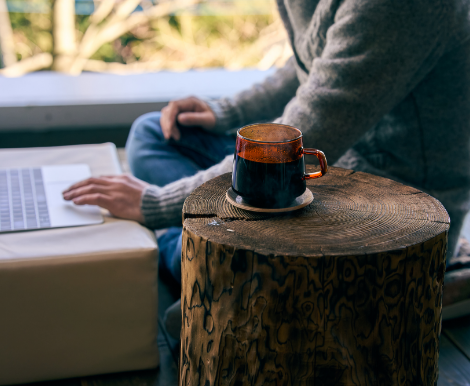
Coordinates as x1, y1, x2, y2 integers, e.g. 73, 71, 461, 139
141, 154, 233, 229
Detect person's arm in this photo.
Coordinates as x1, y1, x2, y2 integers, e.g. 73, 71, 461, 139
141, 155, 233, 229
277, 0, 451, 165
62, 155, 234, 229
205, 56, 300, 134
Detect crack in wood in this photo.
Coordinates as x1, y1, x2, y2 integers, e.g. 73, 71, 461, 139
183, 213, 217, 220
185, 214, 278, 223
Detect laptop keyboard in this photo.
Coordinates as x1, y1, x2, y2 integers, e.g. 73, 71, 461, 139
0, 168, 51, 231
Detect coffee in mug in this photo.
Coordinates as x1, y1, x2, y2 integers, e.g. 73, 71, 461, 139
232, 123, 327, 208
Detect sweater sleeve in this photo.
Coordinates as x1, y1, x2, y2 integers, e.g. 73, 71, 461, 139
277, 0, 451, 165
205, 56, 300, 134
140, 154, 233, 229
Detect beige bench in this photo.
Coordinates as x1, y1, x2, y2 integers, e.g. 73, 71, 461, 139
0, 143, 159, 385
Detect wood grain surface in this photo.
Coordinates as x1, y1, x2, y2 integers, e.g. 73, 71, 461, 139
180, 167, 449, 386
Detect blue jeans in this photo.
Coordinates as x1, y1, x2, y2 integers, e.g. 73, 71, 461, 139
125, 112, 236, 283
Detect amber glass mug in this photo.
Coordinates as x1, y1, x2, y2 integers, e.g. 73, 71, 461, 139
232, 123, 328, 208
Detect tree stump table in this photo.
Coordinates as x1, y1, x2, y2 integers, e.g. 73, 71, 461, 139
179, 166, 449, 386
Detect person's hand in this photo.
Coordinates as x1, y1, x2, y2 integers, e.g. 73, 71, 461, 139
160, 96, 216, 141
62, 174, 150, 223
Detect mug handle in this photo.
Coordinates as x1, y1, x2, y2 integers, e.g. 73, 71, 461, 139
302, 148, 328, 180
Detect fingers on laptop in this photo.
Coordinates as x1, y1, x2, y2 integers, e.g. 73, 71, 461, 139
61, 174, 147, 223
63, 177, 112, 194
63, 183, 110, 201
72, 193, 112, 207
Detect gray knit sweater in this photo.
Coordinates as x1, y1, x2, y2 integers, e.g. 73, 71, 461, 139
142, 0, 470, 238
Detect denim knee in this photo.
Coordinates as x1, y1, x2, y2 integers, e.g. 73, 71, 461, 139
126, 112, 164, 175
157, 227, 183, 284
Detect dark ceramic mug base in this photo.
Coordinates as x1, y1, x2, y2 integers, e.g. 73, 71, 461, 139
226, 187, 314, 213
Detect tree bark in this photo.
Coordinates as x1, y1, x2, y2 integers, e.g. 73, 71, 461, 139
0, 0, 17, 68
180, 166, 449, 386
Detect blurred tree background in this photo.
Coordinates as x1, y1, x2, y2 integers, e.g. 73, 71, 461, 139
0, 0, 291, 76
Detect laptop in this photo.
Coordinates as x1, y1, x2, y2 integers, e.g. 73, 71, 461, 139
0, 164, 103, 233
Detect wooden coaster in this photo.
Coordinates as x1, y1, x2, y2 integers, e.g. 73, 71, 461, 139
226, 187, 314, 213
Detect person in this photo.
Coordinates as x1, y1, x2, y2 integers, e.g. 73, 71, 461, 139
63, 0, 470, 307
